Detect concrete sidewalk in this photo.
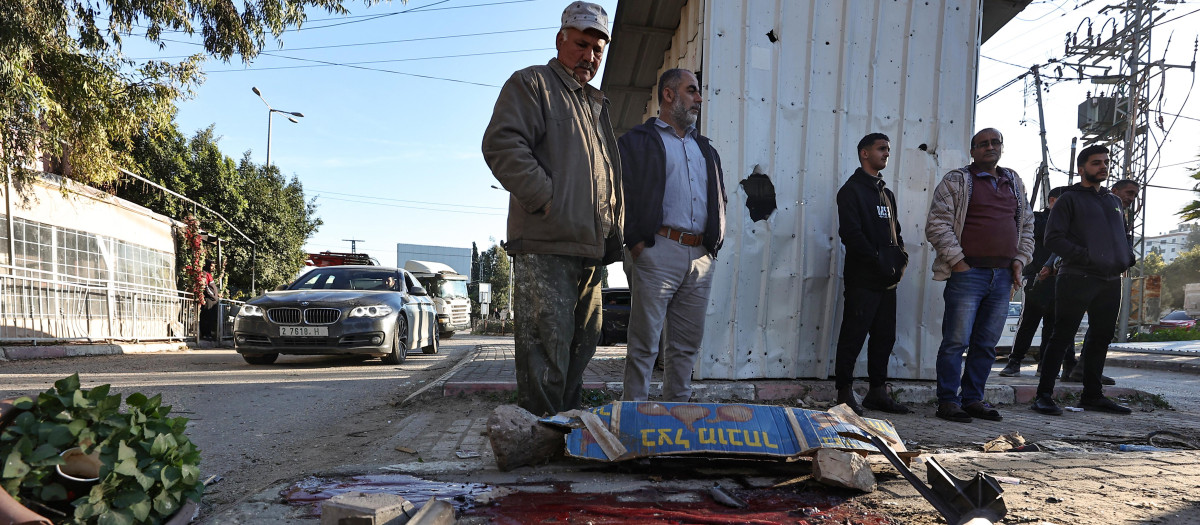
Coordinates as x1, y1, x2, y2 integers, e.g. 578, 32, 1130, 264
440, 343, 1200, 406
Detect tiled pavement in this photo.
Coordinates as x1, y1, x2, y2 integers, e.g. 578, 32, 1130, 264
384, 342, 1200, 524
438, 342, 1200, 452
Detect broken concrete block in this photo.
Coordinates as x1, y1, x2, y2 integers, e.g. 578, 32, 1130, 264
486, 404, 565, 471
319, 491, 416, 525
812, 448, 877, 492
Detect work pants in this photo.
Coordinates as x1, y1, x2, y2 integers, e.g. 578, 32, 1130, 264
1037, 274, 1121, 400
833, 286, 897, 389
622, 240, 714, 402
512, 253, 603, 417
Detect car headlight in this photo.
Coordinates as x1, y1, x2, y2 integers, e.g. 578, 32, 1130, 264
239, 305, 264, 317
349, 305, 394, 318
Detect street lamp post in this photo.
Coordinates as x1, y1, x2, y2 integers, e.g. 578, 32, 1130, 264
251, 87, 304, 166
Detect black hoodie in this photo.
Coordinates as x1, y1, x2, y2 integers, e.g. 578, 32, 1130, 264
1044, 183, 1135, 279
837, 168, 908, 290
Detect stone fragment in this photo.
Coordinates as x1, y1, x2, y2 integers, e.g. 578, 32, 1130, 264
486, 404, 565, 471
811, 448, 877, 492
319, 491, 416, 525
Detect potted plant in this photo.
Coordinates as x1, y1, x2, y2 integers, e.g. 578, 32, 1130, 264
0, 374, 203, 524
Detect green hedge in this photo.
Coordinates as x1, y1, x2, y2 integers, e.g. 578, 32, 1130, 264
1128, 327, 1200, 342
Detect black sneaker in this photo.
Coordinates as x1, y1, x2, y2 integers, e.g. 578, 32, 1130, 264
1080, 396, 1132, 414
963, 401, 1003, 421
1031, 394, 1063, 415
936, 403, 972, 423
998, 362, 1021, 377
1101, 374, 1116, 386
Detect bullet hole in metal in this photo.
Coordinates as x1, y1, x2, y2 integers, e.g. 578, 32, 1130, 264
740, 165, 777, 222
919, 144, 929, 151
766, 30, 778, 43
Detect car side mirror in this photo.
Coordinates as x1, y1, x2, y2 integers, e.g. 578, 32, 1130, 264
410, 285, 428, 296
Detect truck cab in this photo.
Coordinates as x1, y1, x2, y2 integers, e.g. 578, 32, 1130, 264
403, 260, 471, 337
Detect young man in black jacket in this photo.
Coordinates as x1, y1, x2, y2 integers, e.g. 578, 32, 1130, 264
833, 133, 910, 415
1031, 145, 1136, 416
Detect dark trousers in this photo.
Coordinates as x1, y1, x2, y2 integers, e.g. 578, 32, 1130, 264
1037, 274, 1121, 399
1010, 276, 1074, 369
834, 286, 897, 389
512, 253, 603, 417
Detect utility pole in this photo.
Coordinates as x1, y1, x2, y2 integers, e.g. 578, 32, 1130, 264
1028, 64, 1051, 209
1062, 0, 1195, 339
343, 239, 365, 254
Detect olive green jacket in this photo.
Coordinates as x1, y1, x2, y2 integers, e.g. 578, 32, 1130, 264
482, 59, 624, 261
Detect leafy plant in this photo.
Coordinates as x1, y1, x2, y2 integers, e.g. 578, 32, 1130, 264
0, 374, 202, 524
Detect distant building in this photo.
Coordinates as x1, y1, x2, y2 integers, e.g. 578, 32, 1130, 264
394, 243, 470, 275
1142, 224, 1197, 264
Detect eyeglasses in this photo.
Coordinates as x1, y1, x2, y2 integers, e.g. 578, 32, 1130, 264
973, 139, 1003, 149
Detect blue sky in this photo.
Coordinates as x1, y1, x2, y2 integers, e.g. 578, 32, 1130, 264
124, 0, 1198, 283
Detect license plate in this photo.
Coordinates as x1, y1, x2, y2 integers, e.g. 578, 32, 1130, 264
280, 326, 328, 337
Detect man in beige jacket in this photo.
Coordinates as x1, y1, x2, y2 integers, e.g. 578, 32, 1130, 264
481, 1, 623, 417
925, 128, 1034, 424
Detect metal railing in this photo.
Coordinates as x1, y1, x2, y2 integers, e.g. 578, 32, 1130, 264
0, 265, 194, 343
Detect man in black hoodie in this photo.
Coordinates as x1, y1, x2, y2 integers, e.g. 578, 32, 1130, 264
1031, 145, 1135, 416
999, 186, 1072, 378
833, 133, 910, 415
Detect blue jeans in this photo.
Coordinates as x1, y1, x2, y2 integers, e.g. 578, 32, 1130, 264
936, 267, 1012, 405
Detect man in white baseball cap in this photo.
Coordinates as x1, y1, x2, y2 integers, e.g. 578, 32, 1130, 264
481, 2, 623, 417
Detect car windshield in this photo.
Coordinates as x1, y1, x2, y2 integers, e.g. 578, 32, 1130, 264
440, 279, 469, 299
1163, 311, 1192, 321
288, 268, 399, 291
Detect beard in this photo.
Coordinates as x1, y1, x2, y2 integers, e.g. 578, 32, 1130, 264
670, 99, 698, 128
1083, 170, 1107, 184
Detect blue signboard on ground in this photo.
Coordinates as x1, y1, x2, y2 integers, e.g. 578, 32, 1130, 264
557, 401, 907, 461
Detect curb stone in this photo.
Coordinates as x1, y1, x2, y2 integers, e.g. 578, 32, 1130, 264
0, 342, 188, 361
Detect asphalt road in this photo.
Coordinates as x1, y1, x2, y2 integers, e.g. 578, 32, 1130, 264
0, 334, 490, 522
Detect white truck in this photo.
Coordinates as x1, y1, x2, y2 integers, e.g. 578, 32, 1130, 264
404, 260, 471, 337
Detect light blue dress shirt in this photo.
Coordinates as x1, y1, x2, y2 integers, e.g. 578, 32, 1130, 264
653, 118, 708, 234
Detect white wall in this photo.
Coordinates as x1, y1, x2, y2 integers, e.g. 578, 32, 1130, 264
686, 0, 982, 380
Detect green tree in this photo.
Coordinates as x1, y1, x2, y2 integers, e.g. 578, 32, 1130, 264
117, 123, 320, 297
1143, 250, 1166, 278
477, 243, 511, 313
1, 0, 373, 186
1159, 247, 1200, 309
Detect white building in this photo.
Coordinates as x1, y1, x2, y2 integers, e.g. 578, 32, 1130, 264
1, 173, 188, 343
601, 0, 1029, 380
394, 243, 471, 275
1142, 225, 1196, 264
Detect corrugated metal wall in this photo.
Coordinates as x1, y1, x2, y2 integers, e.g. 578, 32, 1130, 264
653, 0, 983, 380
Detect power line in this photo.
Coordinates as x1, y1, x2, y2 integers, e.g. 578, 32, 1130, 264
206, 47, 549, 72
157, 37, 499, 87
982, 55, 1027, 69
314, 195, 507, 216
135, 26, 556, 60
309, 189, 506, 210
122, 0, 537, 36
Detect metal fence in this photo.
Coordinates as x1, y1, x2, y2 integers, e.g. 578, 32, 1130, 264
0, 265, 194, 343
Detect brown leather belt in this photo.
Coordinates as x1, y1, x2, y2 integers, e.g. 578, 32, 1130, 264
657, 226, 703, 247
